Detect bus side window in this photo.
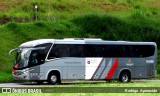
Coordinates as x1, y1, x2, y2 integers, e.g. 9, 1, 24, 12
93, 45, 104, 57
34, 43, 52, 62
136, 45, 155, 57
132, 46, 141, 57
48, 44, 70, 59
48, 45, 58, 59
69, 44, 85, 57
122, 46, 129, 57
104, 45, 123, 57
58, 45, 69, 57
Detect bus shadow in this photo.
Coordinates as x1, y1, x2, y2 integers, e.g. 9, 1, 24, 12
19, 80, 113, 86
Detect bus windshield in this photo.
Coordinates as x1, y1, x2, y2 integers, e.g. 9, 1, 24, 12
14, 49, 30, 69
28, 50, 46, 66
14, 48, 46, 69
13, 43, 52, 69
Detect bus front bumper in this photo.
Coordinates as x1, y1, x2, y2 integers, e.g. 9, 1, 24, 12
12, 70, 30, 80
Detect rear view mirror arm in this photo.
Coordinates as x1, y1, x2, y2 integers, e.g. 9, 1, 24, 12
9, 48, 19, 57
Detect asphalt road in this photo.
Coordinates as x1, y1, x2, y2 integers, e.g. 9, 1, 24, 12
0, 80, 160, 87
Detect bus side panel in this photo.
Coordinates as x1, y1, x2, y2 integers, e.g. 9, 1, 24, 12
66, 58, 85, 79
95, 58, 112, 80
85, 58, 104, 80
98, 57, 156, 80
91, 59, 106, 80
43, 58, 86, 80
112, 66, 134, 79
146, 56, 156, 78
62, 66, 68, 79
109, 58, 135, 80
29, 65, 41, 80
42, 60, 63, 80
68, 66, 85, 79
132, 58, 146, 79
90, 58, 134, 80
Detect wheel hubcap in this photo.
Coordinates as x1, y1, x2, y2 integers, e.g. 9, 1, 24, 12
50, 75, 57, 83
122, 74, 128, 82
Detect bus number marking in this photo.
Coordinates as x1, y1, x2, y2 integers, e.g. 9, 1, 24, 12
146, 60, 154, 64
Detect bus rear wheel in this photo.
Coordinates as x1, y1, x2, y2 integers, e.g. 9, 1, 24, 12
48, 73, 60, 84
119, 72, 131, 83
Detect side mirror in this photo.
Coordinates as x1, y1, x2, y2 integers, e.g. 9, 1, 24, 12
9, 48, 19, 57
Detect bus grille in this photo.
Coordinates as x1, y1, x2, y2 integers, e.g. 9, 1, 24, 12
147, 64, 154, 77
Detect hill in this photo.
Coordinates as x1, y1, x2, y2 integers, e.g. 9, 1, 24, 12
0, 0, 160, 23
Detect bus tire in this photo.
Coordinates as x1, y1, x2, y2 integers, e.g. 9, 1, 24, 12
119, 71, 131, 83
48, 73, 60, 85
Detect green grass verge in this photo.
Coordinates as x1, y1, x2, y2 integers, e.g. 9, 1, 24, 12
0, 72, 13, 83
0, 0, 160, 23
0, 93, 160, 96
1, 82, 160, 95
51, 82, 160, 87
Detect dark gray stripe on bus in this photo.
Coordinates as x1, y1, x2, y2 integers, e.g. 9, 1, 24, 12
98, 59, 108, 79
91, 58, 104, 80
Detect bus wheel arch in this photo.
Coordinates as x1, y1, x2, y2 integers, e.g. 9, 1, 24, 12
119, 69, 131, 83
47, 70, 61, 84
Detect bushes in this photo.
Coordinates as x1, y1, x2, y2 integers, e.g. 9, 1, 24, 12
72, 14, 160, 42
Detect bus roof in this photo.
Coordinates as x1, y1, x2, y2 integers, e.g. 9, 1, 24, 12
20, 39, 55, 47
19, 38, 157, 48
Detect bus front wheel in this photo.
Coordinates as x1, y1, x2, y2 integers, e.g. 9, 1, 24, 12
48, 73, 60, 84
119, 72, 131, 83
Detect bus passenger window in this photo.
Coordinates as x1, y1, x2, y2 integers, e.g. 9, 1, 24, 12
48, 50, 58, 59
69, 44, 85, 57
48, 44, 70, 59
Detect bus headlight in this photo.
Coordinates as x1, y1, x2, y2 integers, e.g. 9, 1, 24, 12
13, 72, 24, 76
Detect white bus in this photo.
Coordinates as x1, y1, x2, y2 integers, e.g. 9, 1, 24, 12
9, 38, 157, 84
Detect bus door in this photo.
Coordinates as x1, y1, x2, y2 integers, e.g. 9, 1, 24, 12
27, 47, 46, 80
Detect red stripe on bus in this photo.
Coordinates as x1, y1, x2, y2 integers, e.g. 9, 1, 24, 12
106, 58, 118, 80
91, 58, 104, 80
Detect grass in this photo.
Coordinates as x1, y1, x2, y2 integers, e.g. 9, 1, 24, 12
0, 73, 13, 83
1, 82, 160, 95
38, 81, 160, 87
0, 0, 160, 23
1, 93, 160, 96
